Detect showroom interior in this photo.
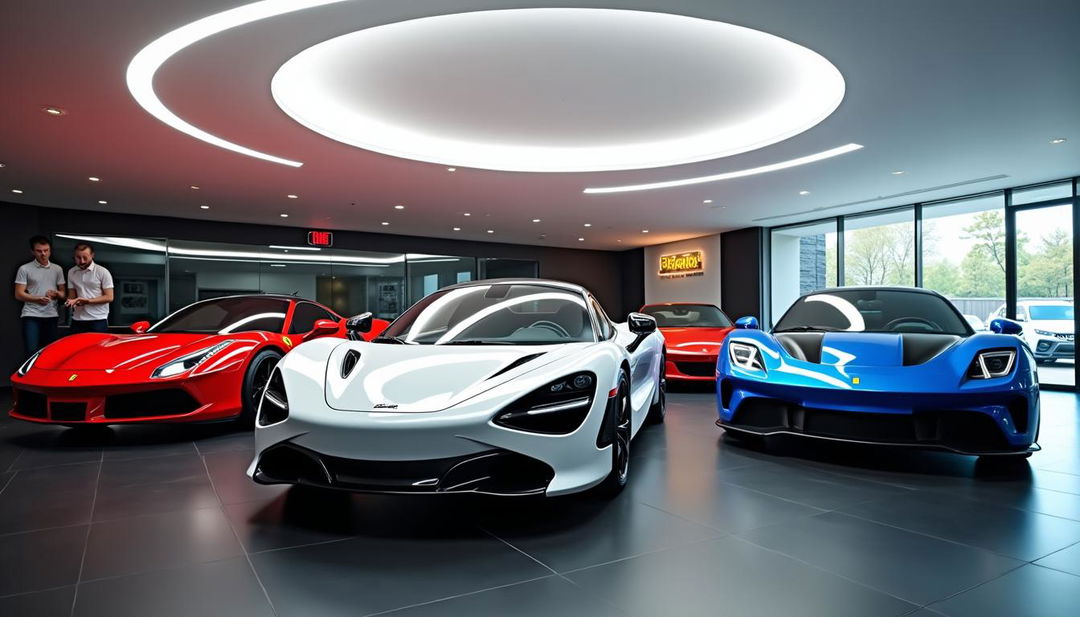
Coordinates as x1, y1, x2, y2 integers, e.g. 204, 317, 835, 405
1, 1, 1079, 616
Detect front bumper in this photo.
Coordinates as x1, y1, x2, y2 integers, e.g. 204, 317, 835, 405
9, 369, 240, 424
717, 379, 1040, 456
1032, 336, 1074, 360
664, 354, 718, 381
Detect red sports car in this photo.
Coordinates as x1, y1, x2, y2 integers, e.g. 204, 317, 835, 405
9, 295, 388, 425
639, 302, 734, 381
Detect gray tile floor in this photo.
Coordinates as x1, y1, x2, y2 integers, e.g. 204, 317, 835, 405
1, 388, 1078, 617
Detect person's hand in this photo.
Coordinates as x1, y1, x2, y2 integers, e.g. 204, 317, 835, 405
45, 289, 61, 299
65, 297, 87, 308
34, 296, 51, 306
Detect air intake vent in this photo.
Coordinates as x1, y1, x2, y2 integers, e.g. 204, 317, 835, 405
487, 353, 546, 380
341, 350, 361, 379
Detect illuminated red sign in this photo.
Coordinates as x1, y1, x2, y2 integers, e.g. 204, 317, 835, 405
307, 231, 333, 247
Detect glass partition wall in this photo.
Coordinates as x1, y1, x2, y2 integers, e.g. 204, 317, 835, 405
768, 177, 1078, 391
48, 235, 537, 330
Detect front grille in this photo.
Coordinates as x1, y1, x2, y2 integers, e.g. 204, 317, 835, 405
14, 389, 47, 418
675, 361, 715, 377
254, 443, 554, 496
50, 402, 87, 422
1055, 333, 1073, 341
729, 398, 1017, 453
104, 389, 200, 419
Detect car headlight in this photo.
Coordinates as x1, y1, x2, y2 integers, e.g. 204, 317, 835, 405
16, 351, 41, 376
493, 371, 597, 434
729, 342, 766, 373
1034, 329, 1055, 336
151, 340, 233, 379
967, 349, 1016, 379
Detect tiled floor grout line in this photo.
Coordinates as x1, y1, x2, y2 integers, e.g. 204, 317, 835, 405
3, 448, 25, 474
0, 470, 16, 498
359, 575, 558, 617
1030, 561, 1080, 579
903, 562, 1032, 615
68, 450, 103, 617
478, 525, 560, 575
199, 451, 281, 617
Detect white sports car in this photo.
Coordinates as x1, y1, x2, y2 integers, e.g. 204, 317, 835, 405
247, 279, 666, 497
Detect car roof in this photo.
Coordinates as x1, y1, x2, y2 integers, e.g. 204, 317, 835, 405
439, 278, 588, 294
798, 286, 947, 299
1018, 299, 1072, 306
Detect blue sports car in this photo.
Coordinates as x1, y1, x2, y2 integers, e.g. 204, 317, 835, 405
716, 287, 1039, 458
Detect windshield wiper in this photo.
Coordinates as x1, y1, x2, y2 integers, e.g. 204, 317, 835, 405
773, 325, 843, 333
372, 335, 411, 344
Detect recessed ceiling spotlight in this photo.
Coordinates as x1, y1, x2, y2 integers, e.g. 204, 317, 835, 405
270, 264, 286, 268
532, 218, 541, 223
381, 221, 389, 226
190, 185, 200, 190
703, 199, 712, 204
0, 162, 6, 168
88, 177, 100, 182
42, 106, 66, 116
447, 167, 456, 172
97, 200, 108, 205
463, 212, 471, 216
11, 189, 24, 194
280, 213, 289, 218
452, 226, 461, 231
799, 190, 810, 195
891, 170, 905, 175
1050, 138, 1067, 144
641, 229, 649, 233
394, 204, 405, 210
287, 194, 298, 199
583, 223, 592, 227
578, 237, 585, 241
200, 205, 210, 210
486, 229, 494, 234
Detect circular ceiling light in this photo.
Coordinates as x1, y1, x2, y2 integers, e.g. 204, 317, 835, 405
272, 8, 846, 173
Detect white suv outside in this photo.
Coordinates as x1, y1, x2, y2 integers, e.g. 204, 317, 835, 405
988, 300, 1074, 364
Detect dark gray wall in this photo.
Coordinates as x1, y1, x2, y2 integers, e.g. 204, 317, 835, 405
719, 227, 765, 322
0, 201, 645, 384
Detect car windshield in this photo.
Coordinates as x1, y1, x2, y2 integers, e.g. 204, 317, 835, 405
774, 289, 972, 336
378, 283, 595, 345
1029, 305, 1073, 321
149, 297, 290, 334
641, 304, 732, 328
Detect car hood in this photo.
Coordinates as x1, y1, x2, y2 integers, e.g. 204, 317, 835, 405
1029, 320, 1073, 334
814, 332, 961, 367
324, 342, 585, 412
661, 327, 733, 352
34, 333, 234, 371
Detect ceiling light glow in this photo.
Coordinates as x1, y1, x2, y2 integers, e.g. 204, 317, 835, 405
125, 0, 353, 167
585, 144, 863, 194
532, 219, 541, 223
200, 205, 210, 209
12, 189, 23, 194
1050, 138, 1067, 144
394, 204, 405, 209
271, 9, 847, 173
98, 200, 108, 204
280, 213, 289, 218
89, 177, 100, 182
42, 107, 66, 116
891, 170, 905, 175
799, 190, 810, 195
452, 227, 461, 231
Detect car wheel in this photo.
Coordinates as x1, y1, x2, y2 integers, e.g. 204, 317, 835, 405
240, 348, 283, 426
646, 361, 666, 425
596, 372, 631, 496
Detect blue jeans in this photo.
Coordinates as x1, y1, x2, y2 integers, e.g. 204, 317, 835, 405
70, 319, 109, 334
22, 317, 59, 356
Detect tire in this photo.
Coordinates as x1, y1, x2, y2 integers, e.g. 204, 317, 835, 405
595, 372, 631, 496
646, 356, 666, 424
239, 348, 283, 426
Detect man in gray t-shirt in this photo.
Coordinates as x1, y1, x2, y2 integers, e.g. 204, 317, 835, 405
14, 235, 66, 356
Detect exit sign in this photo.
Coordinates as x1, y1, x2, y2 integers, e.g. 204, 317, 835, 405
307, 231, 333, 247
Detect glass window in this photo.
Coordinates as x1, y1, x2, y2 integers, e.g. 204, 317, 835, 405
381, 283, 594, 345
1017, 204, 1073, 387
1012, 181, 1073, 206
53, 234, 168, 327
844, 208, 915, 287
478, 258, 539, 279
151, 296, 289, 334
405, 254, 477, 308
774, 289, 971, 336
640, 303, 732, 328
288, 302, 339, 334
922, 193, 1004, 327
770, 220, 837, 320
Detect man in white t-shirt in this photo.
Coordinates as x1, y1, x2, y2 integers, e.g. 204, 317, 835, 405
13, 235, 66, 355
65, 242, 114, 334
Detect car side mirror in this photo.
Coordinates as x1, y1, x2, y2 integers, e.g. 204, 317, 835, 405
735, 316, 760, 330
346, 312, 373, 335
627, 312, 657, 335
130, 320, 150, 334
304, 318, 341, 341
989, 318, 1023, 335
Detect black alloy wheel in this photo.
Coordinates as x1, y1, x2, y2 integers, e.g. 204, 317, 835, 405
597, 372, 631, 495
240, 349, 283, 425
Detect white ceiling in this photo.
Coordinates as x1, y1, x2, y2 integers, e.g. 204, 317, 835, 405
2, 0, 1078, 250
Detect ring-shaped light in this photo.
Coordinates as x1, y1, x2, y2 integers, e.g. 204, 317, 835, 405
271, 8, 847, 172
126, 0, 353, 167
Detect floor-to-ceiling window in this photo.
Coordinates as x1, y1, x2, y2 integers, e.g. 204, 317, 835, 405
843, 208, 915, 287
769, 220, 837, 317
